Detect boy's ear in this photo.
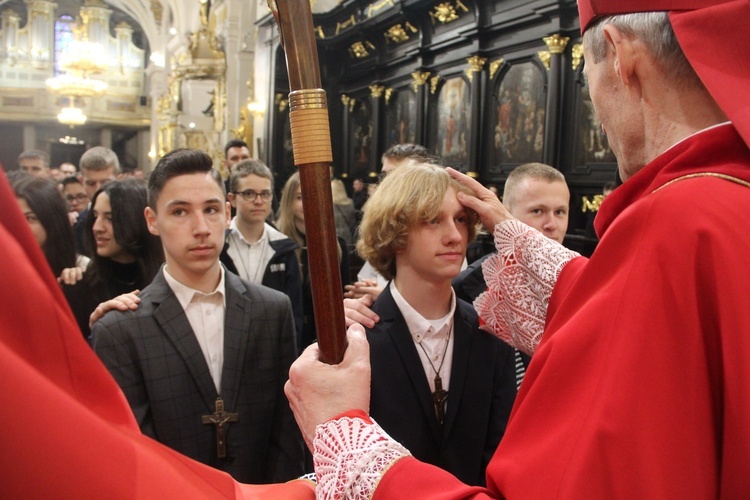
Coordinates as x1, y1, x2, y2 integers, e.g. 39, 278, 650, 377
144, 206, 159, 236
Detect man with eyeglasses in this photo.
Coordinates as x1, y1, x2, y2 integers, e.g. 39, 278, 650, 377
60, 176, 89, 225
220, 159, 304, 350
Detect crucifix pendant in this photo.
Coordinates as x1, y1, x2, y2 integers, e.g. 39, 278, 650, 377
432, 375, 448, 425
201, 396, 239, 458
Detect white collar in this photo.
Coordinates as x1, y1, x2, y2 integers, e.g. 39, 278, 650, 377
163, 264, 226, 309
389, 281, 455, 344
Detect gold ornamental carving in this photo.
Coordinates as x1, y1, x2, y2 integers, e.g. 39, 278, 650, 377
430, 75, 441, 95
367, 0, 395, 18
384, 87, 394, 104
411, 71, 430, 92
543, 34, 570, 55
150, 0, 163, 25
489, 58, 505, 80
582, 194, 605, 213
430, 1, 469, 25
384, 23, 417, 44
369, 84, 385, 98
571, 43, 583, 70
349, 41, 375, 59
335, 15, 356, 35
275, 93, 288, 112
314, 25, 325, 39
464, 55, 486, 82
537, 50, 551, 71
341, 94, 356, 112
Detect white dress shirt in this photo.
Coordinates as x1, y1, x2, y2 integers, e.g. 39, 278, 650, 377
389, 281, 455, 394
226, 219, 279, 283
163, 266, 226, 393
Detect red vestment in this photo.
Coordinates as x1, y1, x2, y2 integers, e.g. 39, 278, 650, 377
373, 124, 750, 498
0, 172, 314, 499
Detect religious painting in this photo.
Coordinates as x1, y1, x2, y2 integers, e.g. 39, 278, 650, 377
492, 61, 546, 165
575, 83, 616, 165
350, 98, 373, 169
433, 76, 470, 166
384, 88, 416, 148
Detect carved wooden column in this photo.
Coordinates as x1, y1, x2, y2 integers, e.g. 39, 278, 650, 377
465, 55, 486, 176
369, 84, 385, 173
541, 34, 569, 167
411, 70, 430, 146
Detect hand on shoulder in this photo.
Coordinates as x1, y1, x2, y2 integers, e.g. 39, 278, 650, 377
89, 290, 141, 328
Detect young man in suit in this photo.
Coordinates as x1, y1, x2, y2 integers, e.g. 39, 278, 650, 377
355, 161, 516, 486
91, 148, 305, 483
220, 159, 304, 350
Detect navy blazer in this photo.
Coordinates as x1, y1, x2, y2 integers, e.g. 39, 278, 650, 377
92, 268, 305, 483
367, 285, 516, 486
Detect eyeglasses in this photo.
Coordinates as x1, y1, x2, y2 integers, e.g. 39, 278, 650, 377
235, 189, 273, 202
65, 193, 89, 202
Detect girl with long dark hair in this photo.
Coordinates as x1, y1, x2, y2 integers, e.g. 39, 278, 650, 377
65, 179, 163, 339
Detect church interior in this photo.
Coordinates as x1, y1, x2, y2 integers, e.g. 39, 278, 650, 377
0, 0, 617, 251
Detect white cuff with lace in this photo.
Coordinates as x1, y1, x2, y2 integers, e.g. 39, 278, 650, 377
474, 220, 579, 355
314, 415, 411, 500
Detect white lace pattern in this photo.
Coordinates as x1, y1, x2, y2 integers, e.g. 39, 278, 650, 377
474, 220, 579, 355
314, 416, 411, 499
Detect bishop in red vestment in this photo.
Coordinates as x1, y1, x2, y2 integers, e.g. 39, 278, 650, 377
283, 1, 750, 498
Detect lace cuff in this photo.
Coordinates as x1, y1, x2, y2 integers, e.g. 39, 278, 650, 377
475, 220, 579, 355
314, 415, 411, 500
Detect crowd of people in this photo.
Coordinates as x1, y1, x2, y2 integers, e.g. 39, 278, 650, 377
3, 0, 749, 496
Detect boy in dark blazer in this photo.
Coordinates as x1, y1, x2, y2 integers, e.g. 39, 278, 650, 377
92, 148, 304, 483
356, 162, 516, 486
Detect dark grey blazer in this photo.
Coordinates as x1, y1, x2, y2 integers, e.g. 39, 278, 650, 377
367, 285, 517, 486
92, 268, 305, 483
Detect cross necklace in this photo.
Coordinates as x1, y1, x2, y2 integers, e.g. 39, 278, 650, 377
202, 396, 239, 458
417, 322, 452, 426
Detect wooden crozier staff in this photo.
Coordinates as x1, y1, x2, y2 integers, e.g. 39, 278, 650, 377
268, 0, 347, 364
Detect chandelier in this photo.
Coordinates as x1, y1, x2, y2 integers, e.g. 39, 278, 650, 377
46, 73, 107, 98
59, 39, 109, 74
57, 101, 87, 127
46, 11, 108, 126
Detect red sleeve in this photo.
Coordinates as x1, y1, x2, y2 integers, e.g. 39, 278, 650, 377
375, 457, 499, 500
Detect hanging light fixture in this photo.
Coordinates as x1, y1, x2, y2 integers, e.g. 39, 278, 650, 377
57, 99, 87, 127
46, 10, 107, 126
46, 73, 108, 97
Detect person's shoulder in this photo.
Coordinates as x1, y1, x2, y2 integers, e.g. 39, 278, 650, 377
455, 297, 478, 321
228, 270, 289, 304
267, 226, 299, 251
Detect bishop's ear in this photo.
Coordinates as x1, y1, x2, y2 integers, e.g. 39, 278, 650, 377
602, 24, 636, 88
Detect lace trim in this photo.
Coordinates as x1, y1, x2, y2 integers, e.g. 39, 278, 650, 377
314, 416, 411, 499
474, 220, 579, 355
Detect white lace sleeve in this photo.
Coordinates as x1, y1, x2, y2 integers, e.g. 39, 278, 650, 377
474, 220, 579, 355
314, 415, 411, 500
